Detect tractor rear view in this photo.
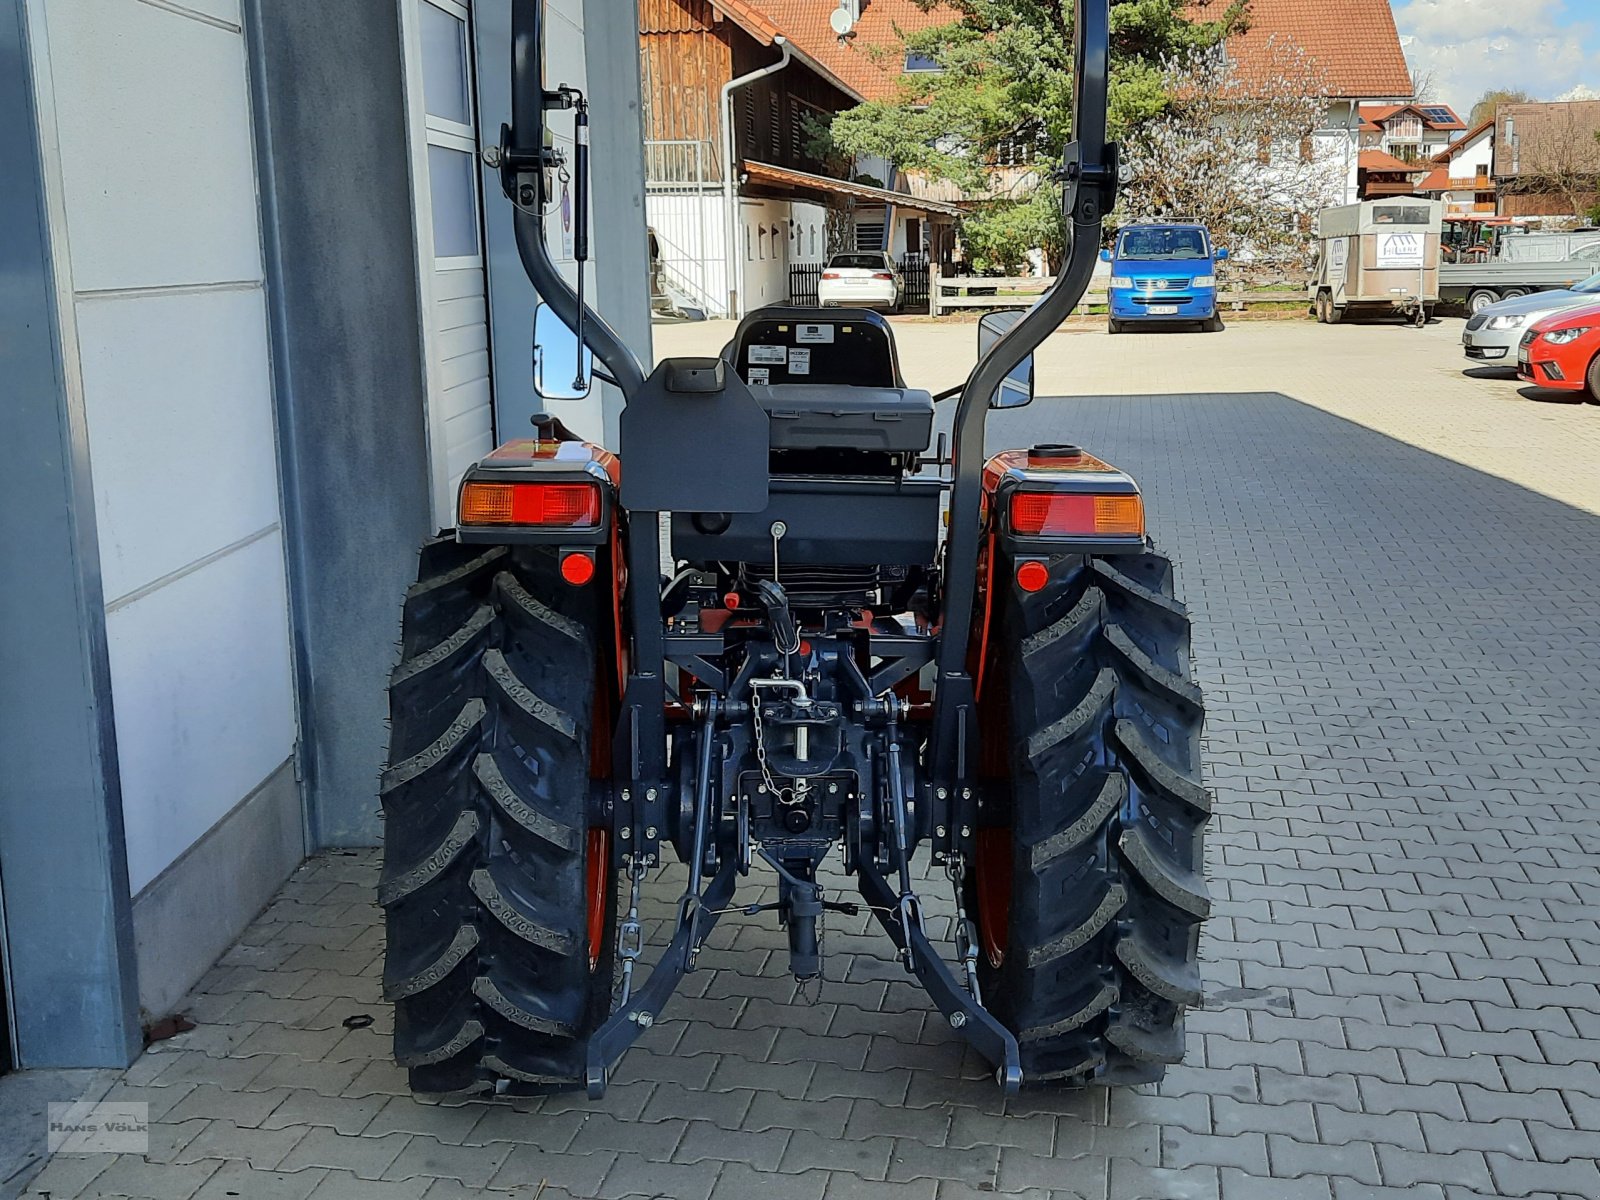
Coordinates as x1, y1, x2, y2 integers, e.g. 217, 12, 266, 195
378, 0, 1209, 1098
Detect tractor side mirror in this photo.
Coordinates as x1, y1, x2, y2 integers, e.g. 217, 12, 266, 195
1099, 248, 1112, 263
1215, 247, 1230, 261
978, 310, 1034, 409
533, 302, 593, 400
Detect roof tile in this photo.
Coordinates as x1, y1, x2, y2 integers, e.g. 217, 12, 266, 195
1187, 0, 1413, 99
739, 0, 956, 102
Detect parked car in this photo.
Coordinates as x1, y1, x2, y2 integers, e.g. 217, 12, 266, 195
1518, 302, 1600, 399
1462, 272, 1600, 364
818, 252, 903, 312
1102, 222, 1227, 333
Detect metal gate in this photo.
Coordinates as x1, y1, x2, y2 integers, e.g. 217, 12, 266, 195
900, 254, 929, 309
644, 139, 726, 317
789, 262, 822, 305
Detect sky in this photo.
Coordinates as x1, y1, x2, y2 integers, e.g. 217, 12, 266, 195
1392, 0, 1600, 117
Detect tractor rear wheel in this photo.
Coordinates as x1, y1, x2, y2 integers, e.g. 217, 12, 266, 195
380, 538, 617, 1095
972, 552, 1209, 1087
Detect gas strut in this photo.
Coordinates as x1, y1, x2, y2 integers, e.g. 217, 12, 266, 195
570, 95, 590, 390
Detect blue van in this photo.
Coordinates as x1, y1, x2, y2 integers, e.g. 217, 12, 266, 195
1101, 223, 1228, 333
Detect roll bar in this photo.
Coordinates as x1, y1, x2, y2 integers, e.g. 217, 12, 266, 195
931, 0, 1118, 691
503, 1, 647, 399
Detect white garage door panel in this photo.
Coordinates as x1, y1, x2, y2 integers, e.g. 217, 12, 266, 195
170, 0, 245, 28
43, 0, 263, 292
437, 294, 488, 332
440, 348, 491, 392
436, 321, 489, 363
441, 375, 491, 423
108, 533, 297, 894
433, 268, 484, 302
75, 287, 281, 603
445, 402, 493, 452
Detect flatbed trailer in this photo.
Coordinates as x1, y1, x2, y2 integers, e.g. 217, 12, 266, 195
1440, 262, 1593, 315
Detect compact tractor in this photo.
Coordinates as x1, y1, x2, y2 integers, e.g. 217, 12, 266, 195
380, 0, 1209, 1098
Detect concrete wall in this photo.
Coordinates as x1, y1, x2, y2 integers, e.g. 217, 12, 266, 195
245, 0, 435, 850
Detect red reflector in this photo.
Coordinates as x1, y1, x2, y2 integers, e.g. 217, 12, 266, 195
459, 481, 601, 527
1010, 491, 1144, 538
1015, 561, 1050, 593
560, 551, 596, 586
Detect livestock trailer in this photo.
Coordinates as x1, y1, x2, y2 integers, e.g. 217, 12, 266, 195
1310, 199, 1444, 325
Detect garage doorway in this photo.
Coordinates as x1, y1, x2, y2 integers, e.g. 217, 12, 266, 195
402, 0, 498, 531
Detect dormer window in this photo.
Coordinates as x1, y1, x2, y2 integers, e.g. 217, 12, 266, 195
904, 51, 941, 72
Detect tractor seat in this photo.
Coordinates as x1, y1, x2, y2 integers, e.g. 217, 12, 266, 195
724, 306, 930, 453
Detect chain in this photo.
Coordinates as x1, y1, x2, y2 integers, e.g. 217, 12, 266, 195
751, 689, 795, 806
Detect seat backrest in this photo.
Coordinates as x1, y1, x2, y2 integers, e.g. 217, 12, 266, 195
724, 306, 904, 388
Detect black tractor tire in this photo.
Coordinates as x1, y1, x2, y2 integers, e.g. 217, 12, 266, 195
380, 538, 617, 1095
974, 552, 1209, 1087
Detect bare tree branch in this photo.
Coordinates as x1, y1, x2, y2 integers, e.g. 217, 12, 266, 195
1117, 38, 1343, 270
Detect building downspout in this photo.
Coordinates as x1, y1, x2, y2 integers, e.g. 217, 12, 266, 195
722, 36, 791, 317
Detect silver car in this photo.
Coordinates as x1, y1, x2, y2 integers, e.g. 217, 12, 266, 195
1462, 272, 1600, 363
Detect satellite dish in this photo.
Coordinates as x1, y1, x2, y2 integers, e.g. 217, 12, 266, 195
830, 5, 855, 37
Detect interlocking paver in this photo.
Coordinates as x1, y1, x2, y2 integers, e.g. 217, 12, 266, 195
276, 1128, 411, 1180
173, 1119, 307, 1170
382, 1135, 513, 1188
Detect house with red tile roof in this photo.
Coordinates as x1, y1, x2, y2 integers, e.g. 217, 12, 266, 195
1495, 100, 1600, 220
1353, 103, 1467, 200
1187, 0, 1419, 203
638, 0, 963, 317
1416, 117, 1497, 218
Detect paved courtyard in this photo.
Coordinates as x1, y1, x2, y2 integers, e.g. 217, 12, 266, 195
22, 318, 1600, 1200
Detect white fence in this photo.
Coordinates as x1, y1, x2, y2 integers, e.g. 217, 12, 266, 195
644, 140, 728, 318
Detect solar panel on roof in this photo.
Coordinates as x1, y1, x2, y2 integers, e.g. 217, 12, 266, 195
1421, 106, 1455, 123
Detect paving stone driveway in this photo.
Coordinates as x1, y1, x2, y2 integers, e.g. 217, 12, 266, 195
26, 323, 1600, 1200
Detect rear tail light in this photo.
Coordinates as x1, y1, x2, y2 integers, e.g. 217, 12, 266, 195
872, 272, 894, 280
459, 480, 601, 527
1010, 492, 1144, 538
821, 271, 842, 280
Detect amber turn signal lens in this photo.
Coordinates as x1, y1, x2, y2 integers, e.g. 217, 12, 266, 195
1009, 491, 1143, 538
560, 551, 596, 586
1015, 560, 1050, 593
459, 481, 601, 527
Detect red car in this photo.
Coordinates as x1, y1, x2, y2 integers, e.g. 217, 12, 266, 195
1519, 301, 1600, 398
